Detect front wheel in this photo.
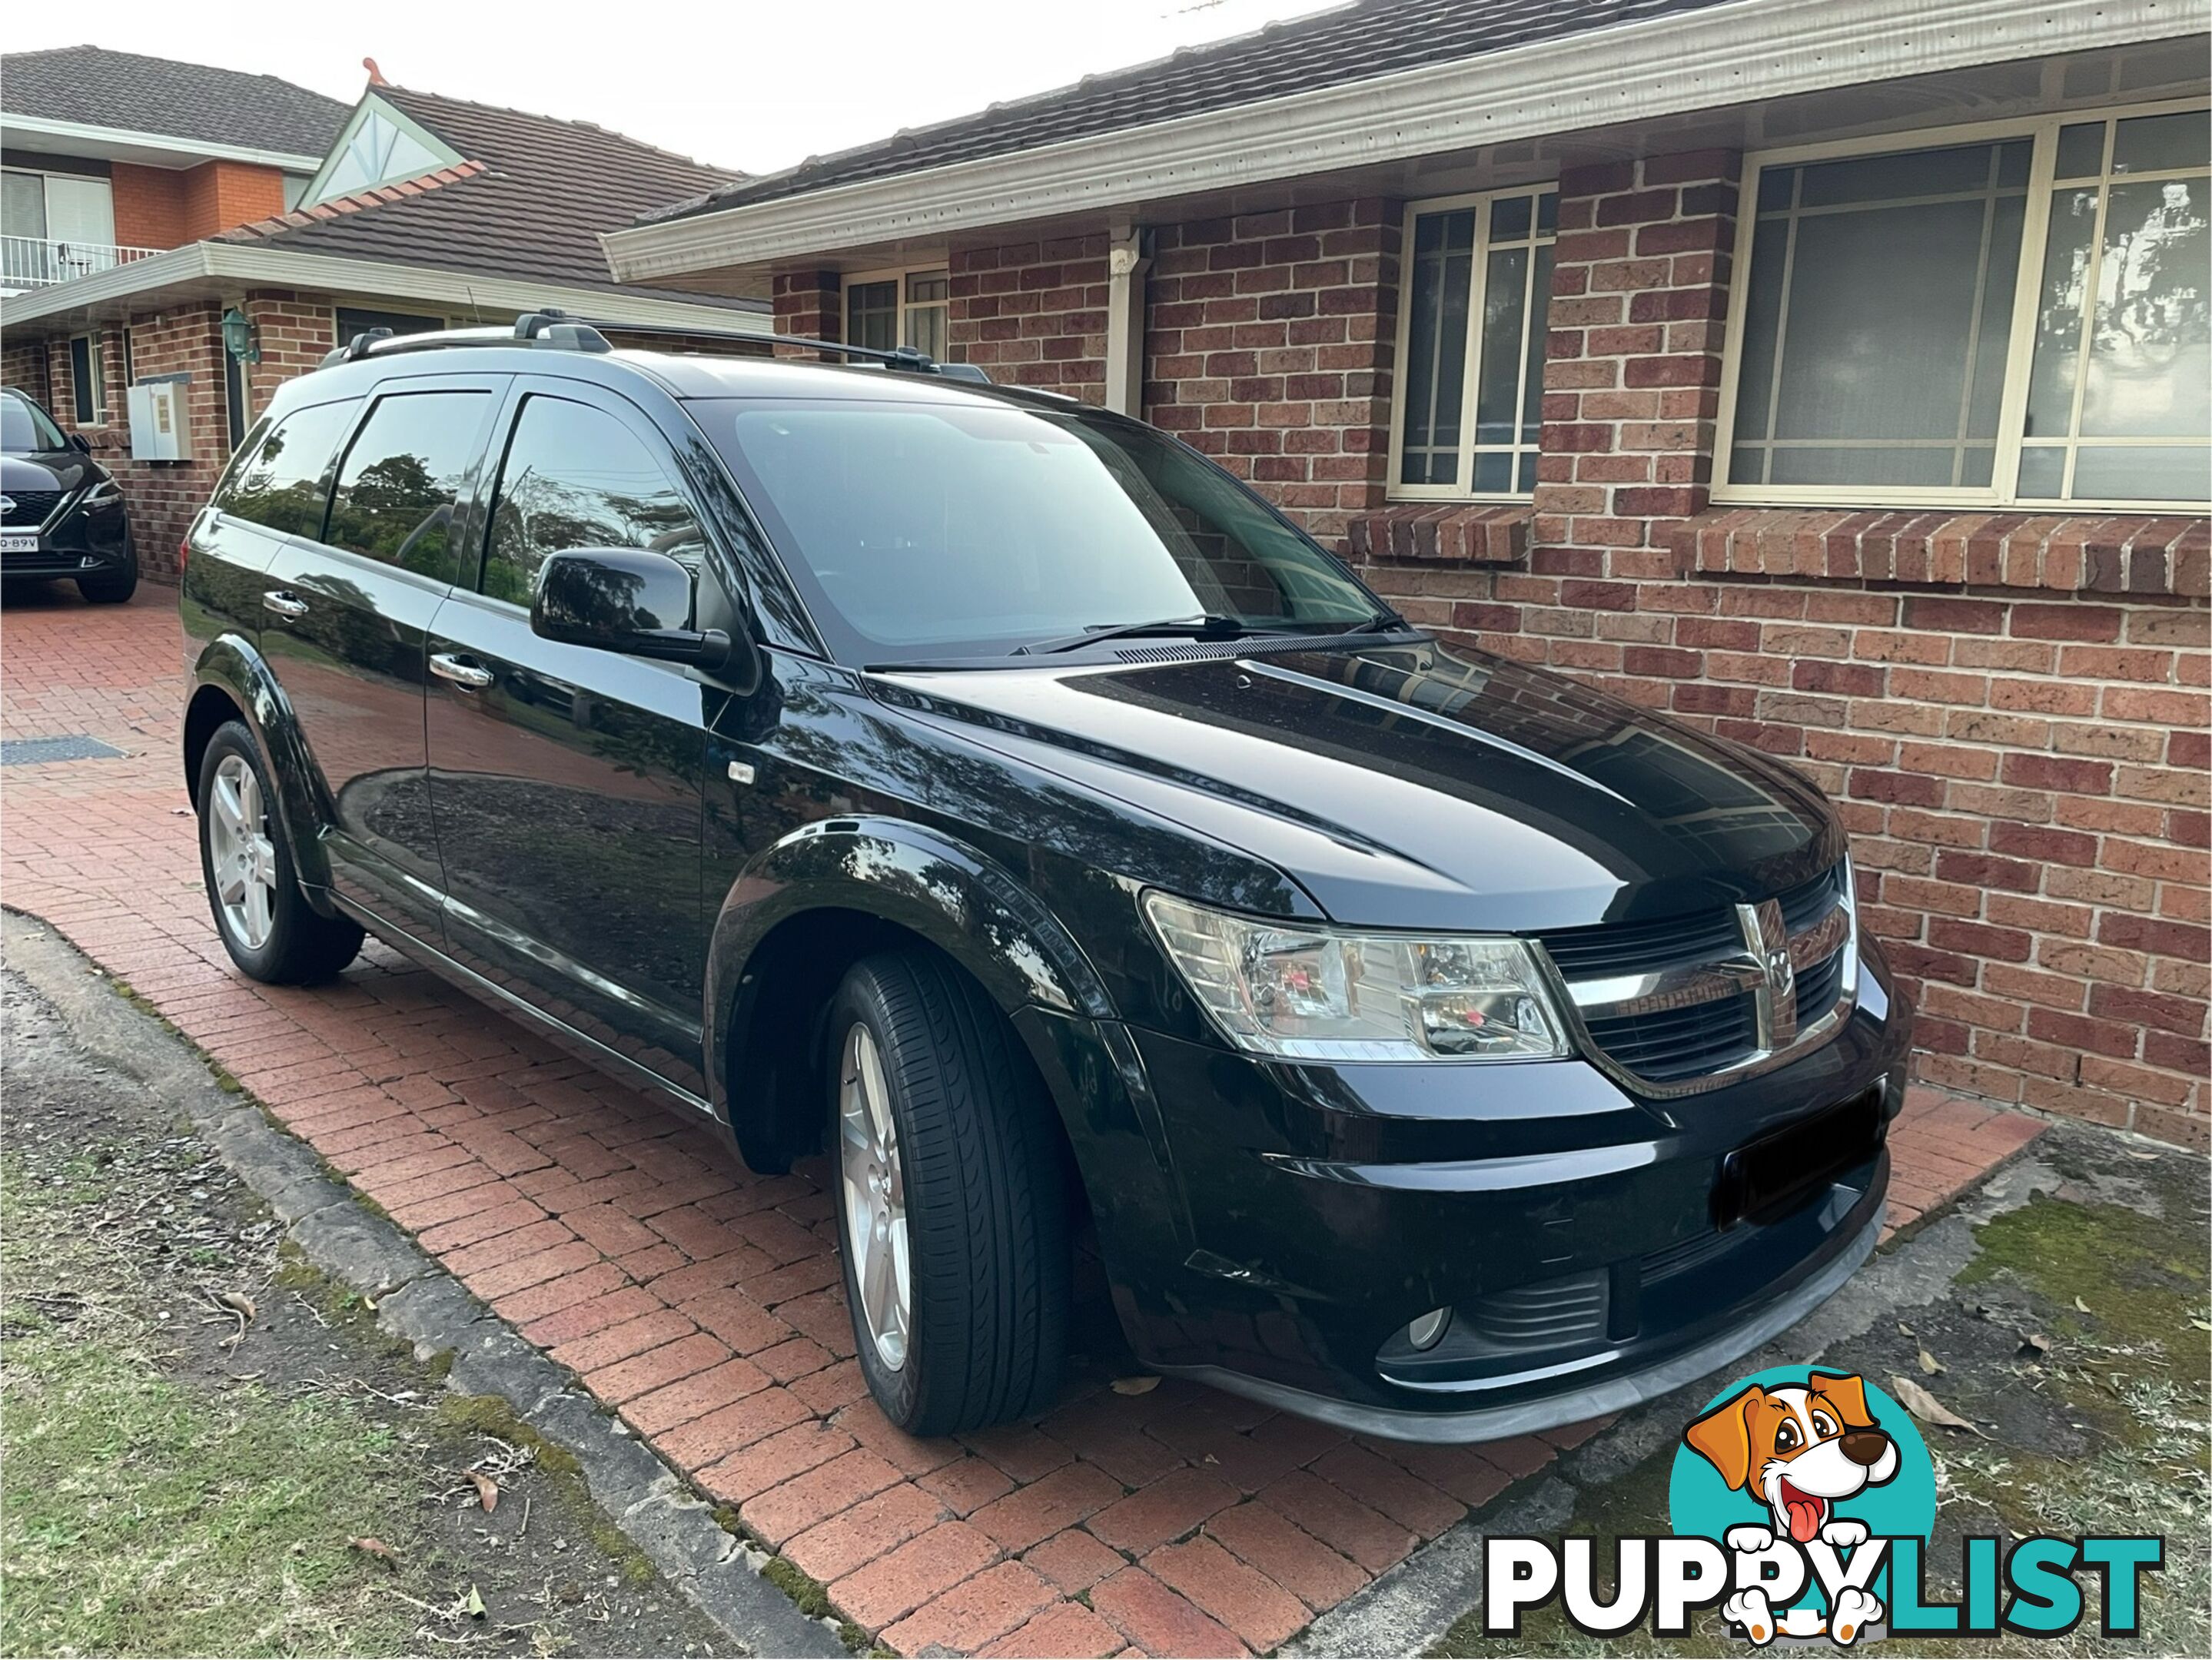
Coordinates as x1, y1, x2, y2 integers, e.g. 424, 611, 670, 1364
78, 549, 138, 604
196, 720, 364, 983
829, 951, 1069, 1437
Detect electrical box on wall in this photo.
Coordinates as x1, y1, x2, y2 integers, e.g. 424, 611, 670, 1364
128, 377, 192, 462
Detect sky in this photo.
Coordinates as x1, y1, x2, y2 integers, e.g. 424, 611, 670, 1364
7, 0, 1347, 176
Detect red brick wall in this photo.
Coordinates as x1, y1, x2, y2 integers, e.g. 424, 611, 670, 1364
948, 234, 1109, 399
1141, 202, 1398, 548
178, 161, 291, 241
105, 159, 291, 249
110, 162, 189, 250
772, 271, 842, 358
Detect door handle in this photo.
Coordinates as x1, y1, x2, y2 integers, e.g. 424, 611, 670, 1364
429, 652, 496, 691
261, 589, 310, 619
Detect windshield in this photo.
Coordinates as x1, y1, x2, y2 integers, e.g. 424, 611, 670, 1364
695, 396, 1388, 662
2, 390, 67, 455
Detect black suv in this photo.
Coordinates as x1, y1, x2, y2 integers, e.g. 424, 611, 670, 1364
2, 385, 136, 602
180, 317, 1911, 1442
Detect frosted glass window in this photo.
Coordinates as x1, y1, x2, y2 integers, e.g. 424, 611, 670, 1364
1725, 105, 2210, 509
1729, 141, 2028, 489
1393, 188, 1555, 496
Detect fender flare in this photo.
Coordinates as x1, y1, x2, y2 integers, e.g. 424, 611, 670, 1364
184, 633, 339, 899
704, 815, 1117, 1166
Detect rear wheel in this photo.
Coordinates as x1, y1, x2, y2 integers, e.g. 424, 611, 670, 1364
196, 720, 363, 983
829, 951, 1068, 1436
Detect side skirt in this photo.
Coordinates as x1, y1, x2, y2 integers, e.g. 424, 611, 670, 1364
324, 891, 718, 1124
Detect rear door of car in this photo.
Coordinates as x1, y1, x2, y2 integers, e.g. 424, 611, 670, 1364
187, 397, 364, 645
257, 371, 507, 945
423, 377, 713, 1095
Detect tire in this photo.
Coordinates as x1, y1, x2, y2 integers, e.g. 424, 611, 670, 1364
196, 719, 364, 984
829, 950, 1069, 1436
78, 551, 138, 604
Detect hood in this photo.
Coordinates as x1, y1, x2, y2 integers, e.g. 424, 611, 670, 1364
873, 640, 1842, 934
2, 451, 95, 495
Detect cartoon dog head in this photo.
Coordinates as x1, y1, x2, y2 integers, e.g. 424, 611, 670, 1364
1682, 1371, 1899, 1542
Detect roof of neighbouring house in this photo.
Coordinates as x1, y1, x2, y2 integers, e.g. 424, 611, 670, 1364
218, 84, 761, 307
0, 45, 349, 158
643, 0, 1736, 224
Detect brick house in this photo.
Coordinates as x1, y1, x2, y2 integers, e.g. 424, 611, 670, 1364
602, 0, 2211, 1145
2, 66, 767, 576
2, 45, 347, 295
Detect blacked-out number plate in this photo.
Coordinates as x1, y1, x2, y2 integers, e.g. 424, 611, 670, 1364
1712, 1086, 1885, 1230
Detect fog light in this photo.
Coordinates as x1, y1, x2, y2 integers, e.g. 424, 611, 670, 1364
1406, 1307, 1451, 1350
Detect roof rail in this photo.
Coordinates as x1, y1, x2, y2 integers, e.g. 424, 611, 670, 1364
317, 309, 991, 382
559, 314, 991, 383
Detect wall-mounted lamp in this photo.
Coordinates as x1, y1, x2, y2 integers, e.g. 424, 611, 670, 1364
220, 307, 261, 364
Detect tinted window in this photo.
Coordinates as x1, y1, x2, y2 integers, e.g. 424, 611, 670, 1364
325, 391, 489, 579
2, 390, 65, 453
211, 398, 361, 537
481, 397, 704, 606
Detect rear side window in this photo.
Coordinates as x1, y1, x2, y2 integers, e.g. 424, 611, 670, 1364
211, 398, 361, 538
480, 396, 704, 606
325, 390, 490, 580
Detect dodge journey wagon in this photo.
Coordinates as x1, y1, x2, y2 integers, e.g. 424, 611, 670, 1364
180, 315, 1912, 1442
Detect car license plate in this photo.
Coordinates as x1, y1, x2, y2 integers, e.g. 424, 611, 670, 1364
0, 533, 39, 553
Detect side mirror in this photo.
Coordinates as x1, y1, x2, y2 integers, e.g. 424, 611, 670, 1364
68, 432, 92, 454
531, 547, 741, 676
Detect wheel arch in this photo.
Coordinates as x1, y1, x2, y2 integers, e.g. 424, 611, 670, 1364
706, 817, 1114, 1175
184, 635, 338, 900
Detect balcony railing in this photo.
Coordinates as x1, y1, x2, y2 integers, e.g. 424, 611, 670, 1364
1, 236, 165, 290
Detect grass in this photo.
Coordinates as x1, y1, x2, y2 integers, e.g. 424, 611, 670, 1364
0, 1156, 423, 1657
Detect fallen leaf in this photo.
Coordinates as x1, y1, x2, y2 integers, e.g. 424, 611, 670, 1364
2074, 1296, 2092, 1315
1889, 1375, 1984, 1436
2019, 1332, 2052, 1357
215, 1290, 256, 1323
348, 1536, 400, 1569
2190, 1319, 2212, 1333
2126, 1148, 2161, 1161
468, 1472, 500, 1512
1917, 1348, 1946, 1376
1896, 1321, 1915, 1337
463, 1585, 487, 1621
1109, 1375, 1161, 1396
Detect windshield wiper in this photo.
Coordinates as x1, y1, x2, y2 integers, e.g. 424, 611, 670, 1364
1013, 614, 1253, 656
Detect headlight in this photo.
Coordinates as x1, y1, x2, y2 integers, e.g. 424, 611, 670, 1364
78, 479, 121, 506
1142, 892, 1571, 1063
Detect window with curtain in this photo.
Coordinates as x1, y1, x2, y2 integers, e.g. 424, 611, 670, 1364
1391, 187, 1556, 498
844, 267, 953, 357
1722, 103, 2209, 508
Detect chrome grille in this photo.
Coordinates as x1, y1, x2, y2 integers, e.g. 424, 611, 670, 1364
1539, 864, 1856, 1095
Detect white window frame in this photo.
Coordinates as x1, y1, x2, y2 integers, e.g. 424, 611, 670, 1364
69, 332, 107, 427
1387, 184, 1559, 503
1714, 96, 2212, 513
843, 264, 952, 355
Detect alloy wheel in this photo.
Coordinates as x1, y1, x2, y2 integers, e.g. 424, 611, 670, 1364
838, 1021, 911, 1370
208, 753, 278, 951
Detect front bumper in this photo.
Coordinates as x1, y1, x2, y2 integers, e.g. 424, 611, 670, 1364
1, 500, 131, 580
1046, 945, 1912, 1443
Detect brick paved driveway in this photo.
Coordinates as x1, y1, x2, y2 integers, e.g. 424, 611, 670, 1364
1, 586, 2042, 1655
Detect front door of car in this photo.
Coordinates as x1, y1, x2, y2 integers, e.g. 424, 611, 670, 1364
424, 381, 712, 1095
257, 374, 506, 943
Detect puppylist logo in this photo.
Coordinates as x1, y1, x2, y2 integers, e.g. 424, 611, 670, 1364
1484, 1366, 2165, 1645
